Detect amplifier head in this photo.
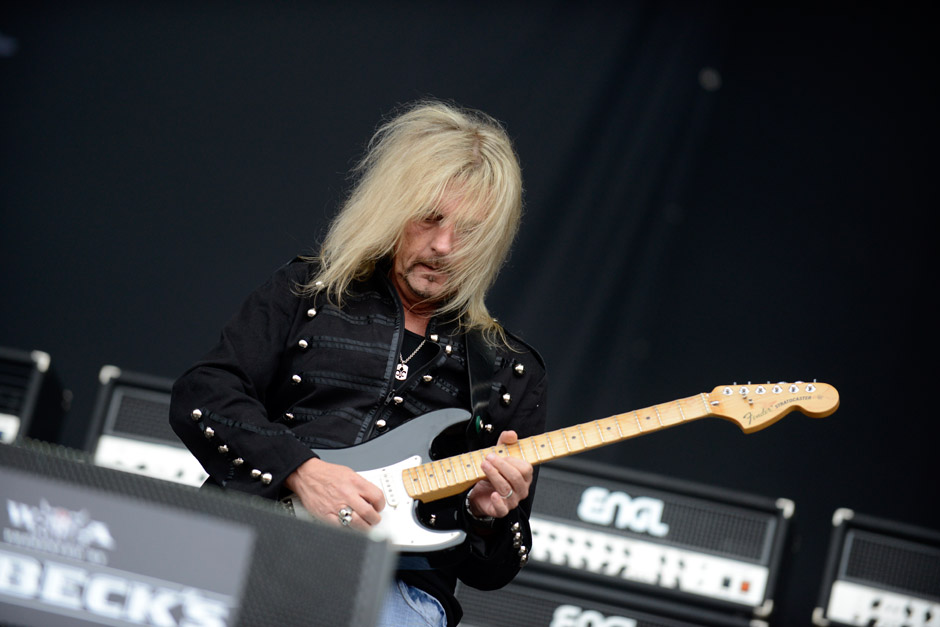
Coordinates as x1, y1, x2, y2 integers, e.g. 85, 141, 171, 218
813, 509, 940, 626
0, 346, 68, 445
527, 458, 793, 619
86, 365, 207, 486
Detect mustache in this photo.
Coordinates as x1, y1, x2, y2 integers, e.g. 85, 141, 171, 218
409, 258, 451, 273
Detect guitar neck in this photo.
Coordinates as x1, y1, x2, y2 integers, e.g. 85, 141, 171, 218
403, 393, 713, 503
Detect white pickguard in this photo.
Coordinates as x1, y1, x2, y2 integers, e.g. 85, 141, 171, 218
287, 455, 466, 552
285, 407, 474, 552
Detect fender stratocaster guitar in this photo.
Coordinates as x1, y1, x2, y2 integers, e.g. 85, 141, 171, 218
288, 381, 839, 552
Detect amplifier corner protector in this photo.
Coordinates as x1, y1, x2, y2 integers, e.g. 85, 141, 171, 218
832, 507, 855, 527
99, 364, 123, 385
30, 349, 51, 372
812, 606, 830, 626
775, 498, 795, 519
754, 598, 773, 618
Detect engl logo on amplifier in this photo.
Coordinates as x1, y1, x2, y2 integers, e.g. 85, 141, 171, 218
551, 604, 638, 627
576, 487, 669, 537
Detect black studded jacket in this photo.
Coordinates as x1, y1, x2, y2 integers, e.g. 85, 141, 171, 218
169, 259, 548, 625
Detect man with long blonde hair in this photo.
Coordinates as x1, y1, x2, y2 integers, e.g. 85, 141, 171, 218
171, 100, 547, 626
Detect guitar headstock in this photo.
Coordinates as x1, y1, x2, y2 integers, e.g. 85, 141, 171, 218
707, 381, 839, 433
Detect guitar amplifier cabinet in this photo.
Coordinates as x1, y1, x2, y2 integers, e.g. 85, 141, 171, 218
812, 509, 940, 627
457, 570, 765, 627
0, 439, 394, 627
527, 458, 792, 619
85, 366, 207, 486
0, 346, 68, 445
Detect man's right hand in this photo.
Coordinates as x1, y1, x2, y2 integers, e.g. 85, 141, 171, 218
284, 457, 385, 531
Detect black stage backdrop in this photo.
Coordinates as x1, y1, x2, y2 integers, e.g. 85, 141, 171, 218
1, 3, 934, 624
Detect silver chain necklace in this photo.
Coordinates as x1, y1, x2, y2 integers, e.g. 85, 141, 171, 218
395, 339, 427, 381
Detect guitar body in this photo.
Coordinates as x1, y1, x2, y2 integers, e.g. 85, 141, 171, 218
287, 407, 473, 552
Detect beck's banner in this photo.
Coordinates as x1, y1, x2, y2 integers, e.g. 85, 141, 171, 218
1, 468, 255, 627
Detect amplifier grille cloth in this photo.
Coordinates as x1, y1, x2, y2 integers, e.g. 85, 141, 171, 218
662, 501, 769, 559
109, 387, 179, 443
844, 530, 940, 599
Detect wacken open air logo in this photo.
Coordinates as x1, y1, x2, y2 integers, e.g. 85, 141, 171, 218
3, 498, 116, 565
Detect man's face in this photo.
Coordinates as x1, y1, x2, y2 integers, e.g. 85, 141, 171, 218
390, 192, 475, 310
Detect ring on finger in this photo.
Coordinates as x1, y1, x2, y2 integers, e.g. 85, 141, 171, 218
499, 488, 514, 500
338, 507, 353, 527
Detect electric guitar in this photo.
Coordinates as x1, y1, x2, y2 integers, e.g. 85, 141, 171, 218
287, 381, 839, 552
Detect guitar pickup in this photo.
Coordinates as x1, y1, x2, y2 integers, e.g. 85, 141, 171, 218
379, 469, 400, 508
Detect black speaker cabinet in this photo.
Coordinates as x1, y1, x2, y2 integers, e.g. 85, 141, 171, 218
0, 439, 394, 627
0, 347, 67, 445
813, 508, 939, 627
458, 570, 765, 627
84, 366, 207, 486
526, 458, 792, 620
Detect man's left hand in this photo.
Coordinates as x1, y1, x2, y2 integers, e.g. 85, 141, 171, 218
467, 430, 533, 519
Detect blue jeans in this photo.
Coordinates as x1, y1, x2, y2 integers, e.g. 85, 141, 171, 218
375, 579, 447, 627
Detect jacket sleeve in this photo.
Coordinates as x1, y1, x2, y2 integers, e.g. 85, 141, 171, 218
453, 350, 548, 590
169, 262, 317, 499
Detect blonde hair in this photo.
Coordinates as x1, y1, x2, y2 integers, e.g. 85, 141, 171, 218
301, 100, 523, 344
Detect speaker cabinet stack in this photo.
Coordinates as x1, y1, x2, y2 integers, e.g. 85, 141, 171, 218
458, 458, 793, 626
0, 439, 394, 626
0, 346, 68, 445
813, 509, 939, 626
458, 570, 761, 627
84, 366, 207, 486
